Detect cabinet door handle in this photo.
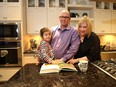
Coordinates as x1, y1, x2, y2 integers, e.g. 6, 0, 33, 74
3, 17, 5, 19
3, 17, 7, 19
101, 30, 105, 32
35, 30, 39, 32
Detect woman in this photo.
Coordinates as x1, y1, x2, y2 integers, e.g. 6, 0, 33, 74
67, 16, 101, 64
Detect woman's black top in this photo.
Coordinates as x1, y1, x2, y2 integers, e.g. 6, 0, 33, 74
74, 32, 101, 62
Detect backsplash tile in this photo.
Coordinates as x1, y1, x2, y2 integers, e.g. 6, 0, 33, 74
99, 35, 116, 47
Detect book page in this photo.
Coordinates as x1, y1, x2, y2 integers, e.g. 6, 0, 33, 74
58, 63, 77, 71
40, 63, 59, 70
40, 63, 59, 74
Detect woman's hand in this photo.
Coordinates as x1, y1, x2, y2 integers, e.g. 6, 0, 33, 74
67, 59, 79, 64
67, 56, 89, 64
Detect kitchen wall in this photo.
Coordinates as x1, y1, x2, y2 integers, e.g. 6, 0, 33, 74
99, 35, 116, 48
22, 0, 116, 52
23, 35, 42, 51
23, 34, 116, 51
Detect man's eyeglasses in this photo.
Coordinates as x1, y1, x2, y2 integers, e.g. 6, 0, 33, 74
59, 16, 70, 19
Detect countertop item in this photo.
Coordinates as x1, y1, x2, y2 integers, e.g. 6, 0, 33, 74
24, 50, 38, 54
1, 63, 116, 87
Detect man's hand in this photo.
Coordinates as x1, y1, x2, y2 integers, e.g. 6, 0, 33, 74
52, 59, 64, 64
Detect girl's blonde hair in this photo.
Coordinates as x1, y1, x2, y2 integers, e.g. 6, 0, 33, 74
78, 16, 92, 38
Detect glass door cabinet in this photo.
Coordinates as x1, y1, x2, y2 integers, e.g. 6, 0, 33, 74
27, 0, 46, 8
48, 0, 66, 8
0, 0, 19, 3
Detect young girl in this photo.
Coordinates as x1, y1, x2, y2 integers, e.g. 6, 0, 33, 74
38, 27, 54, 64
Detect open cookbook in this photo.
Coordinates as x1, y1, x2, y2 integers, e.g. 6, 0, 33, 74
39, 63, 77, 74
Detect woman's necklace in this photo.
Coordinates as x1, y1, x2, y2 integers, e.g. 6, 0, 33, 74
80, 37, 84, 42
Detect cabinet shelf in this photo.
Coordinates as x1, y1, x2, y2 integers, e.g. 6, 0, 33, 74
71, 18, 93, 21
68, 1, 94, 28
68, 4, 93, 10
71, 18, 80, 21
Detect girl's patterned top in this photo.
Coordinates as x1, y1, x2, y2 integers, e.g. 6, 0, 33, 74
38, 40, 54, 63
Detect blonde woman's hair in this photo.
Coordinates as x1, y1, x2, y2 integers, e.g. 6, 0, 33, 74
78, 16, 92, 38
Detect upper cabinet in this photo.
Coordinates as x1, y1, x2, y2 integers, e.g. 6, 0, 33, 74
27, 0, 66, 9
67, 0, 94, 27
113, 3, 116, 10
26, 0, 47, 34
48, 0, 66, 8
27, 0, 46, 8
26, 0, 116, 34
27, 0, 66, 8
95, 2, 111, 10
27, 9, 47, 34
0, 0, 22, 21
94, 10, 111, 34
26, 0, 67, 35
93, 1, 116, 34
111, 3, 116, 33
47, 0, 67, 28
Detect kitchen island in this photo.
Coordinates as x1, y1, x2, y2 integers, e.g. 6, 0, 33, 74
1, 63, 116, 87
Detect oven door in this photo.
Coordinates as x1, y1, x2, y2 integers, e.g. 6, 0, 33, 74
0, 47, 22, 66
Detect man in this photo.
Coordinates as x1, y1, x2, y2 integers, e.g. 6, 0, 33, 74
51, 10, 80, 62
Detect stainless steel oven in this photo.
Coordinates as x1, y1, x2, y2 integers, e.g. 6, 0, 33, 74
0, 22, 22, 66
0, 40, 22, 66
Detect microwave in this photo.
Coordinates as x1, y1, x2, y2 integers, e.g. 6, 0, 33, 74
0, 23, 21, 40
